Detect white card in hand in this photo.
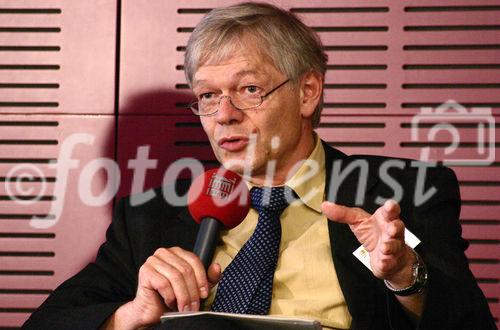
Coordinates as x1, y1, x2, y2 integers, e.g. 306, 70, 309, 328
353, 228, 421, 272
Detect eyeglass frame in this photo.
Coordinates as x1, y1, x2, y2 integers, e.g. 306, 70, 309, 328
188, 79, 290, 116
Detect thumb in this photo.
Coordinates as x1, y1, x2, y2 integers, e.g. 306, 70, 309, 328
321, 201, 369, 225
207, 262, 222, 288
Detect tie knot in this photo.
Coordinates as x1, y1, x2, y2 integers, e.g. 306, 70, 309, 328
250, 186, 290, 215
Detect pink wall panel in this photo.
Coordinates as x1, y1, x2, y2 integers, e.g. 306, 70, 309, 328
0, 115, 115, 326
0, 0, 116, 114
0, 0, 117, 326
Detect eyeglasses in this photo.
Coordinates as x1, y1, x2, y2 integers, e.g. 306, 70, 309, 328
188, 79, 290, 116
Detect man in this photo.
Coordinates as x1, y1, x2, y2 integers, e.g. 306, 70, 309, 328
24, 2, 494, 329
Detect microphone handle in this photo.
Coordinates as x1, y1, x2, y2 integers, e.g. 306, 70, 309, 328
193, 217, 224, 270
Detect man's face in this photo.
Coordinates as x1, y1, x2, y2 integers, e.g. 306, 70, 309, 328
192, 45, 315, 183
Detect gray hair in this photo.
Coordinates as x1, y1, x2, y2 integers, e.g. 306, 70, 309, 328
184, 2, 328, 128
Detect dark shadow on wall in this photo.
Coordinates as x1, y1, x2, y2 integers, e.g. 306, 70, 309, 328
113, 88, 218, 200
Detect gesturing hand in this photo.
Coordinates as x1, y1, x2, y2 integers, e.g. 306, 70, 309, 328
321, 200, 415, 286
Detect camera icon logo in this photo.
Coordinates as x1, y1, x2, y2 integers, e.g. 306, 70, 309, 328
410, 100, 495, 166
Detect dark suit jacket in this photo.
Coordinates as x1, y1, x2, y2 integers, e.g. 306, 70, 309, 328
23, 143, 495, 329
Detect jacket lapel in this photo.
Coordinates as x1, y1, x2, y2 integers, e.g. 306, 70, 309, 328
322, 141, 378, 329
160, 207, 199, 251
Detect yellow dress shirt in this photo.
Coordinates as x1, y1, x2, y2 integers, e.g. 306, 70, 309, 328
203, 136, 352, 329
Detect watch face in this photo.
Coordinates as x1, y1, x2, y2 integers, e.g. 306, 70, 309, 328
413, 258, 428, 289
416, 264, 428, 284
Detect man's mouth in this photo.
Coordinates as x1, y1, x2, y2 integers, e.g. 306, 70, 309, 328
218, 136, 250, 152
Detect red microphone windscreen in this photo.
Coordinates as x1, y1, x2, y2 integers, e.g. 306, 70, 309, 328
187, 168, 250, 229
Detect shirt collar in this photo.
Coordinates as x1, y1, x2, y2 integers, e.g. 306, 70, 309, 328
284, 134, 325, 213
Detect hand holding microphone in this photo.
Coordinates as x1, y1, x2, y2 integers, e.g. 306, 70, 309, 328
110, 169, 249, 329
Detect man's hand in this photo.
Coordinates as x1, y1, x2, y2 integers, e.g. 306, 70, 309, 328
102, 247, 221, 330
321, 200, 415, 286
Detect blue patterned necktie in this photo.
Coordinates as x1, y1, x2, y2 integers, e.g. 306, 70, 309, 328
211, 186, 290, 314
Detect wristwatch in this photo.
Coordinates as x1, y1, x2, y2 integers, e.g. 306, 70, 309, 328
384, 248, 428, 296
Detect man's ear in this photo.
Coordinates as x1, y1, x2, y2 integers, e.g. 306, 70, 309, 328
299, 70, 323, 118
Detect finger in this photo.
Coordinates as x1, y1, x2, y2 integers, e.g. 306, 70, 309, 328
170, 247, 209, 300
156, 249, 201, 311
164, 258, 201, 311
207, 263, 222, 289
321, 202, 369, 225
386, 219, 405, 240
380, 200, 401, 221
373, 201, 401, 231
139, 261, 176, 310
378, 220, 405, 258
380, 239, 404, 256
149, 255, 194, 312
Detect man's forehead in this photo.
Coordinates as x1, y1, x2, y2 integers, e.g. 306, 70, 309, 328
194, 67, 263, 84
192, 54, 277, 86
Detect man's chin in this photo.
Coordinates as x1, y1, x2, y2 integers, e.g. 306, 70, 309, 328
220, 162, 246, 175
218, 156, 255, 176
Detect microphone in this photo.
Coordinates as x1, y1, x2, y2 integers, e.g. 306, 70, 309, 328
187, 168, 250, 269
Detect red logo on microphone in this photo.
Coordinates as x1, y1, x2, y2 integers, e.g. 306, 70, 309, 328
206, 173, 237, 199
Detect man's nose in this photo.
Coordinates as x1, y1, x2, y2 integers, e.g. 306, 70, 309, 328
216, 96, 244, 124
